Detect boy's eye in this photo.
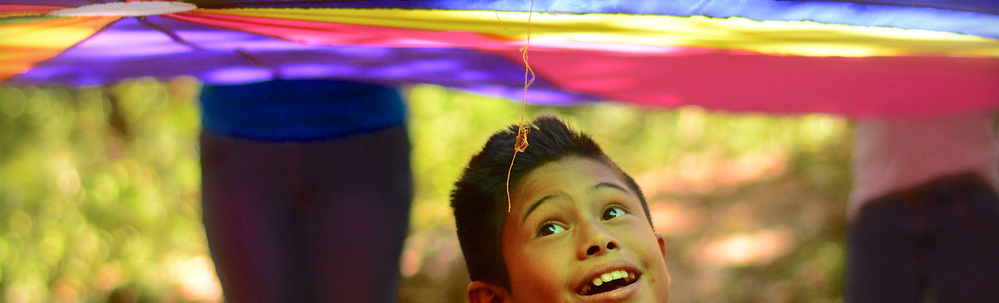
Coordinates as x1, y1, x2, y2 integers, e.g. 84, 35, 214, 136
538, 223, 566, 237
602, 206, 627, 220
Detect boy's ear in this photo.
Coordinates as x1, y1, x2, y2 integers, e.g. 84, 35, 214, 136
656, 232, 668, 261
467, 281, 510, 303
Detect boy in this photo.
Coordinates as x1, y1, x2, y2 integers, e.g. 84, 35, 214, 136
451, 116, 671, 302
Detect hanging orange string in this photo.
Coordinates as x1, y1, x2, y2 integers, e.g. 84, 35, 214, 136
505, 0, 535, 213
490, 0, 509, 30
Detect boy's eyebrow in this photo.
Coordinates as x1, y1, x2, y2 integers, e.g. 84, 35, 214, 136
521, 182, 630, 224
593, 181, 629, 193
522, 194, 558, 224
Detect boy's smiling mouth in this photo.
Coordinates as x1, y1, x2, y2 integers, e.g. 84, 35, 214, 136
576, 263, 643, 297
579, 269, 638, 295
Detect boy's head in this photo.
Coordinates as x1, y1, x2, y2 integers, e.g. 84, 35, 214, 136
451, 116, 670, 302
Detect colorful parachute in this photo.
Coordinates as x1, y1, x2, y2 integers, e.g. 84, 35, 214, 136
1, 0, 997, 117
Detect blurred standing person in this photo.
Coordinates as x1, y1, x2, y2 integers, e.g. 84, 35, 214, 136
846, 111, 999, 302
198, 79, 412, 303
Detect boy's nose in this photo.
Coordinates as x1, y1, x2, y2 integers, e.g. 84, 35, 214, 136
578, 222, 620, 259
586, 241, 618, 256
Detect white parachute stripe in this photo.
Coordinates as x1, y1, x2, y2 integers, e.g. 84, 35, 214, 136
49, 2, 196, 17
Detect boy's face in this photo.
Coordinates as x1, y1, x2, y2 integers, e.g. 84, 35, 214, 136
500, 156, 670, 302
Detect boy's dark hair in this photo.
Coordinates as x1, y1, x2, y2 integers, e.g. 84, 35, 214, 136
450, 115, 652, 289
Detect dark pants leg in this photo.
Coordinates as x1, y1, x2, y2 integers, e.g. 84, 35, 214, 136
846, 174, 999, 303
846, 199, 919, 303
924, 180, 999, 302
301, 125, 412, 303
200, 125, 412, 303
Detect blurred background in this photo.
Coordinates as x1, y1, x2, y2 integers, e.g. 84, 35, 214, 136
0, 77, 852, 303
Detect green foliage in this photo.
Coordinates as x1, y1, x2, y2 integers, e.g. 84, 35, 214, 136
0, 78, 205, 303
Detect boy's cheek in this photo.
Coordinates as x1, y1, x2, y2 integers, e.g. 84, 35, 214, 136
509, 247, 575, 293
508, 269, 566, 303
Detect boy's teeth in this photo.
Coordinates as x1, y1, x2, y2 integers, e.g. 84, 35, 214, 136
592, 270, 631, 286
601, 273, 613, 282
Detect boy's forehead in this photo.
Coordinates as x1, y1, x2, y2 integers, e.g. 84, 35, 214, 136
511, 157, 630, 210
522, 156, 620, 182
